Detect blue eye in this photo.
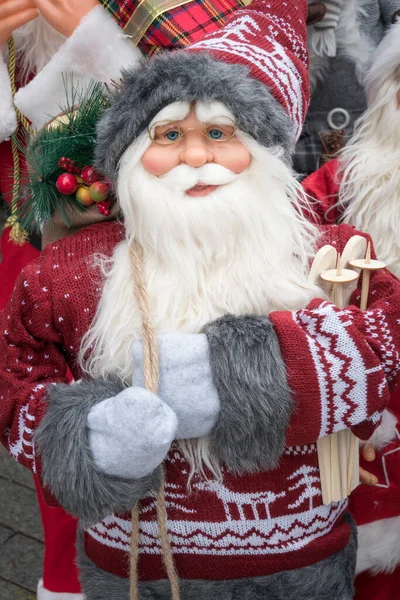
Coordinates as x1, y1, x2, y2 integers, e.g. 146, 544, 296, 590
208, 128, 224, 140
165, 130, 180, 141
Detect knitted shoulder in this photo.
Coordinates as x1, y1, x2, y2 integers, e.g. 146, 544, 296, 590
14, 255, 43, 286
41, 221, 125, 264
38, 222, 124, 300
8, 255, 52, 317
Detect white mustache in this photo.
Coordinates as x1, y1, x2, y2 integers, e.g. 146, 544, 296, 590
159, 164, 239, 191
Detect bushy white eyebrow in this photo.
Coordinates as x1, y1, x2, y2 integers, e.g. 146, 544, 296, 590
148, 100, 237, 137
148, 101, 191, 134
196, 100, 236, 124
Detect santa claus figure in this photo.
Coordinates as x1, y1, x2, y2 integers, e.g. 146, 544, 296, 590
1, 2, 400, 599
303, 19, 400, 599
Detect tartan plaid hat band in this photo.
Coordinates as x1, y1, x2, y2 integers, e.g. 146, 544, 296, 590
95, 0, 310, 182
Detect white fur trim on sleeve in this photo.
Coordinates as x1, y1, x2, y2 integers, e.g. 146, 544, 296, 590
37, 578, 84, 600
0, 48, 17, 143
365, 409, 398, 450
14, 5, 141, 131
356, 516, 400, 575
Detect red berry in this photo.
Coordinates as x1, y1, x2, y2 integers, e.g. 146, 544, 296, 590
81, 165, 101, 185
56, 173, 78, 195
97, 201, 111, 215
89, 181, 109, 203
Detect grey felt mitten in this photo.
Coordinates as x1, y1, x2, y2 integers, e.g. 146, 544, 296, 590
87, 386, 178, 479
132, 333, 220, 439
35, 378, 162, 525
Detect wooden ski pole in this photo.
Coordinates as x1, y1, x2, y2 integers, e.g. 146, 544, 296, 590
309, 236, 368, 504
348, 242, 386, 494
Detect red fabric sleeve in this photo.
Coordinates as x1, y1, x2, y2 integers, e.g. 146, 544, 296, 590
302, 158, 341, 225
0, 229, 40, 310
270, 241, 400, 447
0, 257, 69, 475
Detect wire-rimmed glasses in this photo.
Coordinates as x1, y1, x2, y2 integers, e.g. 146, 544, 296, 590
148, 117, 237, 146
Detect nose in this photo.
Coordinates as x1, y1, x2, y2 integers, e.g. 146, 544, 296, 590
180, 133, 214, 167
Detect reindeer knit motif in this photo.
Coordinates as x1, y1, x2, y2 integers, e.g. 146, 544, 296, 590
85, 447, 349, 580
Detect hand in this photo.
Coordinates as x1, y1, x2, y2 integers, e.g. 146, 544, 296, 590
32, 0, 97, 37
359, 443, 378, 486
0, 0, 38, 45
87, 387, 178, 479
132, 333, 220, 439
362, 443, 376, 463
307, 2, 326, 26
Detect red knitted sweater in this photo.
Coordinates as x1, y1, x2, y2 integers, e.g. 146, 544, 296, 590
1, 220, 400, 581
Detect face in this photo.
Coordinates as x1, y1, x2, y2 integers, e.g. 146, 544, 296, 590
141, 104, 251, 197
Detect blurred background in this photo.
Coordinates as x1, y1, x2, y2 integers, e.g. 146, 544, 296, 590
0, 436, 42, 599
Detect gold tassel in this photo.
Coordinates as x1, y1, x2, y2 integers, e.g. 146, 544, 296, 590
5, 35, 35, 245
4, 215, 29, 245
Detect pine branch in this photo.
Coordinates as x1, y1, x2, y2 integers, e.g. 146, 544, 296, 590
17, 78, 111, 233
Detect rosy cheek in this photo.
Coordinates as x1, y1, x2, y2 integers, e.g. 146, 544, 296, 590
141, 146, 179, 176
216, 144, 251, 174
230, 148, 252, 173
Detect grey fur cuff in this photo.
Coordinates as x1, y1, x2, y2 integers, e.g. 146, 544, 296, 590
203, 315, 294, 473
35, 378, 160, 527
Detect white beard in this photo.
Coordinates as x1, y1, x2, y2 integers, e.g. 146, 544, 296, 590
13, 13, 65, 81
80, 135, 321, 477
339, 77, 400, 277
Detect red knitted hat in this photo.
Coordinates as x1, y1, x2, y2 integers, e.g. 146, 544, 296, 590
188, 0, 310, 140
95, 0, 310, 181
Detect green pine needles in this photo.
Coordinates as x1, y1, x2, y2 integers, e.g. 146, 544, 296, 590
18, 79, 111, 233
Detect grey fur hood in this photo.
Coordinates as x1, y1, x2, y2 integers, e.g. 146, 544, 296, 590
94, 51, 294, 183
